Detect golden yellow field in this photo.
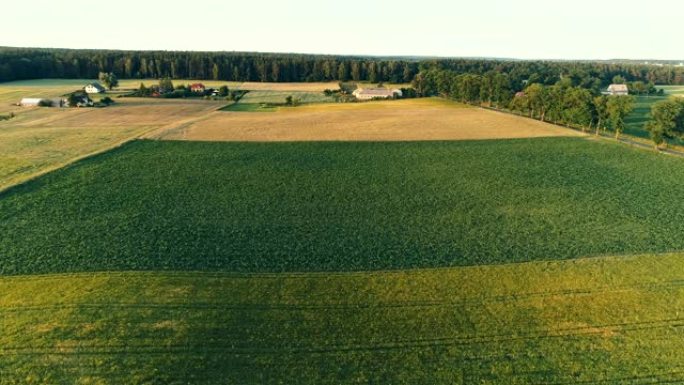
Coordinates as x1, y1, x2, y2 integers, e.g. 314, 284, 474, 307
151, 98, 584, 142
0, 98, 222, 190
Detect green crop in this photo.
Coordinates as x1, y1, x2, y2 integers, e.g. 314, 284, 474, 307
3, 137, 684, 275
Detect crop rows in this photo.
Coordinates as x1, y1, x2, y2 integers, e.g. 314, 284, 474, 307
3, 138, 684, 274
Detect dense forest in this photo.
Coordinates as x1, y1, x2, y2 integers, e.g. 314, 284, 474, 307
2, 47, 684, 86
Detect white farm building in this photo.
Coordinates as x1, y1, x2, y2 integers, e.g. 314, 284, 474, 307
352, 88, 402, 100
606, 84, 629, 96
84, 83, 106, 94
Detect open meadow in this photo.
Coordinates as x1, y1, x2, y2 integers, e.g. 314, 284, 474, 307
153, 98, 583, 141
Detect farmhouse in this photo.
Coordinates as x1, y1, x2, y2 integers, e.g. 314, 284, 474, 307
605, 84, 629, 96
352, 88, 402, 100
84, 83, 106, 94
19, 98, 66, 107
190, 83, 206, 93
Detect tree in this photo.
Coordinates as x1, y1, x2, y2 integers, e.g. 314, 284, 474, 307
606, 95, 635, 139
159, 77, 174, 93
98, 72, 118, 90
562, 87, 593, 130
525, 83, 551, 121
510, 93, 530, 116
218, 85, 229, 97
337, 62, 349, 81
612, 75, 626, 84
285, 95, 293, 105
645, 98, 684, 148
592, 96, 609, 135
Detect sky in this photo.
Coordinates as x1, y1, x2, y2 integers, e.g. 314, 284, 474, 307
2, 0, 683, 60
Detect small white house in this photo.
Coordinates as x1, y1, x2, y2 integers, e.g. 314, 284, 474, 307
606, 84, 629, 96
352, 88, 402, 100
84, 83, 106, 94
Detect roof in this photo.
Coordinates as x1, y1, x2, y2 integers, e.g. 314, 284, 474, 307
86, 83, 105, 91
607, 84, 629, 92
20, 98, 43, 104
190, 83, 205, 88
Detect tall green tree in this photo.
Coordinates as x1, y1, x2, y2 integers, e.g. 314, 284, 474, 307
606, 95, 636, 139
592, 96, 609, 135
98, 72, 118, 90
525, 83, 551, 121
645, 98, 684, 148
563, 87, 593, 130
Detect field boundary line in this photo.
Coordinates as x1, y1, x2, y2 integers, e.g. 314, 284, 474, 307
0, 125, 159, 195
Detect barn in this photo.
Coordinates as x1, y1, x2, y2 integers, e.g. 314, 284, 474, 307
606, 84, 629, 96
85, 83, 106, 94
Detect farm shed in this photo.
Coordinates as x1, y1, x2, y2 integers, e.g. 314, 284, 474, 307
352, 88, 402, 100
85, 83, 106, 94
606, 84, 629, 96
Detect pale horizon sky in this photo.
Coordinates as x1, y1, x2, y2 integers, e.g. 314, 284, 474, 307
3, 0, 683, 60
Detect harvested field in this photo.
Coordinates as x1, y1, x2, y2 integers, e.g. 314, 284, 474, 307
0, 98, 222, 190
152, 98, 584, 141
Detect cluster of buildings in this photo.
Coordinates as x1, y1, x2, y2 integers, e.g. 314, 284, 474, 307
19, 82, 104, 108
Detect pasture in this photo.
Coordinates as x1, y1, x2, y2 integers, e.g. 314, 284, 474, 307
3, 137, 684, 275
1, 253, 683, 384
222, 90, 335, 112
155, 98, 582, 141
623, 87, 684, 142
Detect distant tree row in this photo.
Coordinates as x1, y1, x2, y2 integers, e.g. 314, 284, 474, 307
3, 47, 684, 86
0, 47, 419, 83
416, 68, 636, 139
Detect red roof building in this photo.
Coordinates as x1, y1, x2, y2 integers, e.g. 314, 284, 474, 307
189, 83, 206, 93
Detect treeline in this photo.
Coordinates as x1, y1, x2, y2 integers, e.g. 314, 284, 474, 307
429, 59, 684, 88
416, 68, 635, 138
0, 47, 419, 83
3, 47, 684, 86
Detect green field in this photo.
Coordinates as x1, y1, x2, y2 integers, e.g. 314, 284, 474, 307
1, 253, 683, 384
3, 138, 684, 275
623, 95, 667, 139
223, 90, 335, 112
623, 87, 684, 143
